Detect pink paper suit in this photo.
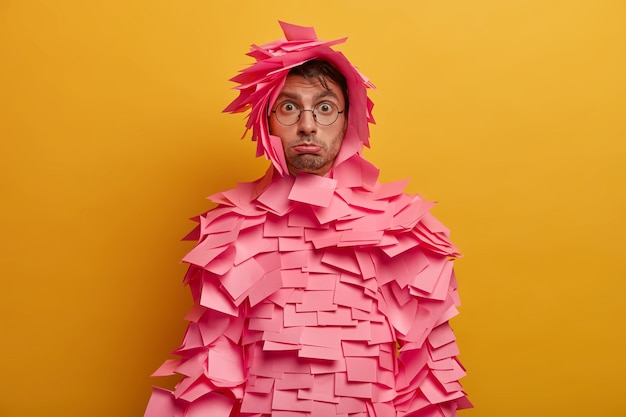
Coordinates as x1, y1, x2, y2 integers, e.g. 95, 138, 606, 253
144, 22, 470, 417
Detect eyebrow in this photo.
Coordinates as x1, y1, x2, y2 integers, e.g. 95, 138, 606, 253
276, 90, 340, 103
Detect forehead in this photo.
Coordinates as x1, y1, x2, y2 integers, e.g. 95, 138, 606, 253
277, 75, 344, 103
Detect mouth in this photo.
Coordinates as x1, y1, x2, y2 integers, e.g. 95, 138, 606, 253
292, 144, 322, 155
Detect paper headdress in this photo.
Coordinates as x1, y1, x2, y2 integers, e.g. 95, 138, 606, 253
223, 21, 375, 176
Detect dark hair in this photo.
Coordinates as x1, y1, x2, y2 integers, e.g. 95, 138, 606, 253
288, 59, 349, 113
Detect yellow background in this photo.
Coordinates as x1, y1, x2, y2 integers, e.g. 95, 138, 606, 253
1, 1, 625, 416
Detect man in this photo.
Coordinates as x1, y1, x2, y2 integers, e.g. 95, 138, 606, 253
269, 60, 347, 177
144, 22, 471, 417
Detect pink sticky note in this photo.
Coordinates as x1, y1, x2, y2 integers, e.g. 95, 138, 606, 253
372, 401, 397, 417
354, 249, 376, 279
199, 208, 237, 231
376, 368, 396, 389
432, 359, 467, 384
200, 275, 239, 316
339, 209, 394, 232
275, 373, 315, 390
312, 194, 353, 224
297, 290, 337, 312
379, 285, 417, 337
248, 316, 283, 332
332, 153, 380, 189
240, 391, 273, 414
306, 228, 342, 249
279, 21, 318, 41
182, 242, 228, 268
284, 303, 318, 327
419, 373, 465, 404
272, 388, 314, 411
263, 341, 301, 351
205, 246, 237, 276
341, 341, 380, 357
197, 312, 230, 346
309, 400, 345, 416
441, 379, 464, 394
427, 356, 455, 371
334, 372, 372, 398
184, 302, 205, 323
207, 338, 245, 383
310, 358, 347, 374
264, 215, 304, 237
174, 372, 207, 401
143, 387, 176, 417
246, 376, 275, 394
220, 257, 265, 300
428, 259, 454, 301
373, 179, 410, 200
350, 307, 374, 322
288, 206, 327, 228
255, 251, 282, 273
299, 345, 343, 360
297, 374, 338, 403
340, 272, 377, 293
339, 229, 384, 244
392, 198, 435, 229
318, 307, 358, 326
428, 323, 456, 349
234, 226, 279, 265
288, 174, 338, 207
380, 233, 419, 257
301, 326, 342, 348
341, 320, 372, 341
262, 325, 304, 345
336, 188, 389, 212
248, 301, 275, 319
281, 269, 309, 288
433, 304, 459, 328
279, 236, 315, 252
337, 396, 367, 414
345, 357, 378, 382
420, 211, 451, 234
268, 288, 296, 307
429, 340, 460, 362
151, 359, 180, 377
241, 214, 267, 231
280, 250, 309, 269
333, 281, 372, 312
249, 269, 284, 307
369, 320, 394, 344
305, 273, 338, 290
271, 411, 308, 417
390, 279, 414, 307
378, 344, 396, 372
199, 222, 242, 249
256, 171, 295, 216
176, 322, 203, 352
322, 249, 361, 274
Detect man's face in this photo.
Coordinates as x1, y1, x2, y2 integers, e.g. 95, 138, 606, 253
269, 75, 347, 176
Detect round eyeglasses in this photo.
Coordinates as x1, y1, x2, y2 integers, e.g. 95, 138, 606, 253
270, 101, 344, 126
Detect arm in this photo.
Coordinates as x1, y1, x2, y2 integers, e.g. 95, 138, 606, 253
144, 265, 246, 417
145, 206, 251, 417
380, 251, 471, 417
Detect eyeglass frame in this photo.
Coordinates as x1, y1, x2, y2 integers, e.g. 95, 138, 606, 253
269, 101, 345, 126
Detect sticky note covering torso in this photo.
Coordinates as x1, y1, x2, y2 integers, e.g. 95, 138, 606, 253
144, 155, 471, 417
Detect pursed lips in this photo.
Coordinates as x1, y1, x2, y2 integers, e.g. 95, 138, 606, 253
291, 142, 323, 154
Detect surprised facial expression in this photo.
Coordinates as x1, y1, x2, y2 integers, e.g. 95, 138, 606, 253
269, 75, 347, 176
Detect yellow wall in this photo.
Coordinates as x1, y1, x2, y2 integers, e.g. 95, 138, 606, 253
1, 1, 624, 416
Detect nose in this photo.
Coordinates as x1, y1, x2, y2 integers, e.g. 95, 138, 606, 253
297, 109, 317, 136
